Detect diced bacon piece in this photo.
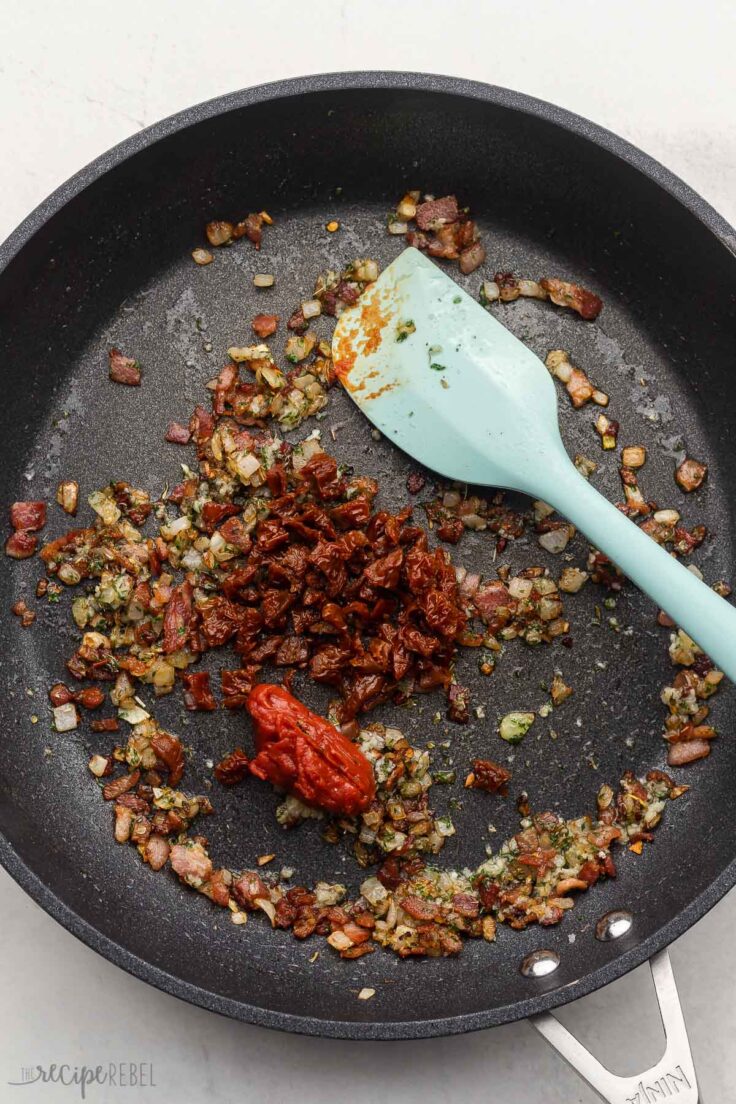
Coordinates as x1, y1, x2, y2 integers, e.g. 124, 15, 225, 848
539, 278, 603, 320
165, 421, 191, 445
251, 313, 279, 339
170, 842, 213, 886
108, 348, 141, 385
5, 531, 38, 559
415, 196, 459, 230
10, 501, 46, 531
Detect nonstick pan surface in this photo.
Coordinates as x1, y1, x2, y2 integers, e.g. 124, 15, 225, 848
1, 73, 735, 1039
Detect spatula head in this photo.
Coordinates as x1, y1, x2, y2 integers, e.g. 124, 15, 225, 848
332, 247, 565, 494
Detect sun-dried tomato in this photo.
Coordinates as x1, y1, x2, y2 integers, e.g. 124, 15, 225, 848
162, 581, 193, 654
469, 758, 511, 794
151, 731, 186, 786
214, 747, 250, 785
181, 671, 217, 712
75, 687, 106, 710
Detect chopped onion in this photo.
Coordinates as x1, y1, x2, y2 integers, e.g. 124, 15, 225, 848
539, 526, 573, 554
205, 221, 233, 246
118, 703, 151, 725
653, 508, 680, 525
255, 897, 276, 926
314, 882, 346, 906
192, 248, 214, 265
352, 259, 379, 282
88, 490, 121, 526
233, 452, 261, 482
88, 754, 110, 777
53, 703, 79, 732
58, 563, 82, 585
499, 711, 535, 743
360, 876, 389, 906
292, 437, 323, 472
508, 577, 533, 600
480, 281, 500, 304
160, 515, 191, 541
396, 194, 418, 221
622, 445, 647, 469
546, 350, 572, 383
56, 480, 79, 515
228, 343, 270, 362
327, 930, 354, 951
301, 299, 321, 319
558, 567, 588, 594
253, 273, 275, 288
518, 279, 547, 299
533, 500, 554, 521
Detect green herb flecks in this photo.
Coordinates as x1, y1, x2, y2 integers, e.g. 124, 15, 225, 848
396, 319, 416, 343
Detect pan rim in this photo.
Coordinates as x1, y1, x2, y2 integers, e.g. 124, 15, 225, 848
1, 70, 735, 1040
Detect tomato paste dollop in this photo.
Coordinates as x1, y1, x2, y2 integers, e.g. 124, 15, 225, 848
246, 684, 376, 816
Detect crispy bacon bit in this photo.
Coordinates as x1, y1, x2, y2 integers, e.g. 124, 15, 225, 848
539, 278, 603, 320
415, 196, 459, 230
668, 740, 711, 766
108, 348, 141, 386
11, 599, 35, 627
468, 759, 511, 793
10, 501, 47, 531
181, 671, 217, 712
232, 871, 269, 910
102, 769, 141, 801
91, 717, 120, 733
545, 350, 606, 410
675, 458, 707, 493
5, 530, 37, 559
394, 192, 484, 275
459, 241, 486, 275
114, 805, 134, 843
144, 836, 171, 870
165, 421, 191, 445
251, 313, 279, 339
214, 748, 250, 785
170, 842, 213, 885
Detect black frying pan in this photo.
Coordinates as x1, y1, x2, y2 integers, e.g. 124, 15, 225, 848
1, 74, 735, 1064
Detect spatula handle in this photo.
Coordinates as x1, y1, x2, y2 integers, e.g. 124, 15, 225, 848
536, 460, 736, 682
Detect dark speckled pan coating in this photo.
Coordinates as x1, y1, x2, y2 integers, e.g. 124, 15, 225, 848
0, 72, 735, 1039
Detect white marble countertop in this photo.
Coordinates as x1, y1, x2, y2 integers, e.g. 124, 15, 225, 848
1, 2, 734, 1101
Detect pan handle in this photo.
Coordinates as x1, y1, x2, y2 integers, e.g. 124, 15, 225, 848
529, 950, 699, 1103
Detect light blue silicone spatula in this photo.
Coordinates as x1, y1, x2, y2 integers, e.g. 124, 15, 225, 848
333, 246, 735, 680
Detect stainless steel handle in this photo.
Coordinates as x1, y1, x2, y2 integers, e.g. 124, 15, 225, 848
529, 951, 699, 1103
